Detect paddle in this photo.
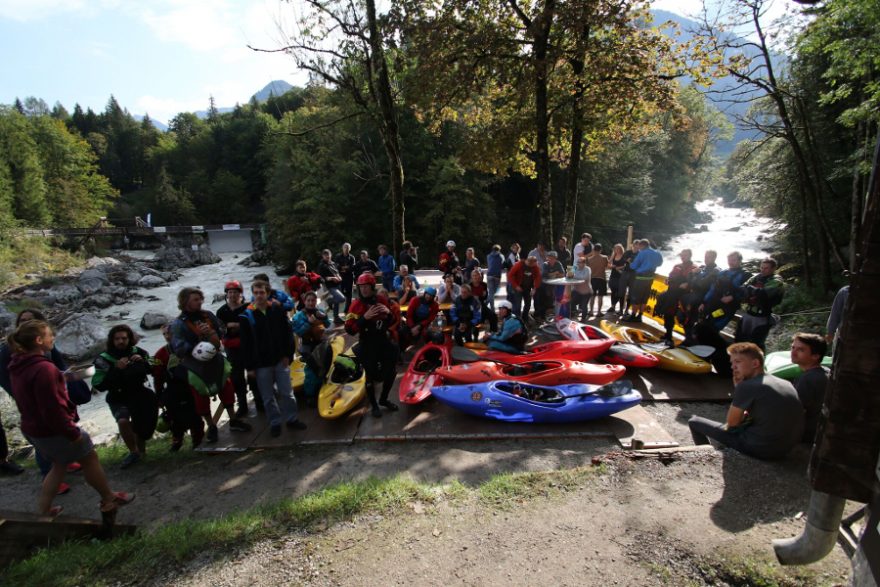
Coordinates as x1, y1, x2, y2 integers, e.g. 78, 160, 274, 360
641, 342, 716, 358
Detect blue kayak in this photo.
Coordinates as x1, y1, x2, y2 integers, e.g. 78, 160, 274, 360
430, 380, 641, 424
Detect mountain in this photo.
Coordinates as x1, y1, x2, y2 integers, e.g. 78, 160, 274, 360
252, 80, 295, 103
134, 114, 168, 132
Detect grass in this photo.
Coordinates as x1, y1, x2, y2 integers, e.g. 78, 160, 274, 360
695, 555, 821, 587
0, 234, 84, 292
1, 466, 606, 587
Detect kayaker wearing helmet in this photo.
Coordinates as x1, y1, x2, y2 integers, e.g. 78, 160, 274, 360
92, 324, 158, 469
405, 286, 439, 342
345, 273, 400, 418
484, 301, 527, 354
216, 280, 255, 417
438, 240, 461, 283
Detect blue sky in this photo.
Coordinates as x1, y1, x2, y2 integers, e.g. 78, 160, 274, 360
0, 0, 789, 125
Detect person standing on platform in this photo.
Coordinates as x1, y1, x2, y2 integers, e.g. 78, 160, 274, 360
507, 256, 542, 322
486, 244, 504, 310
573, 233, 593, 260
345, 273, 400, 418
623, 239, 663, 323
377, 244, 397, 292
216, 280, 254, 417
608, 244, 627, 314
335, 243, 356, 313
399, 240, 418, 270
586, 244, 609, 317
239, 281, 305, 438
571, 255, 593, 322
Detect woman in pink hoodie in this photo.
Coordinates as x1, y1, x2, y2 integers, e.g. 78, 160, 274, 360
6, 320, 133, 517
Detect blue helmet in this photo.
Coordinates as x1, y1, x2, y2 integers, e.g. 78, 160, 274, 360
423, 286, 437, 298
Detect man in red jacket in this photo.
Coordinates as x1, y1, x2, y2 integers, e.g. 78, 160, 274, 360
507, 256, 542, 322
345, 273, 400, 418
286, 260, 323, 310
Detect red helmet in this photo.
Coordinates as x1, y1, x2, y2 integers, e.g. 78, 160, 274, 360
224, 280, 243, 292
356, 273, 376, 286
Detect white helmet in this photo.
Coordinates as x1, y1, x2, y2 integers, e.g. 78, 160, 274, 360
192, 341, 218, 362
496, 300, 513, 312
446, 240, 456, 247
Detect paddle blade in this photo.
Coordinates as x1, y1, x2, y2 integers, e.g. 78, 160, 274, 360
682, 344, 715, 358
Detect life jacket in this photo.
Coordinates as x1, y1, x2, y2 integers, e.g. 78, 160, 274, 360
506, 316, 528, 349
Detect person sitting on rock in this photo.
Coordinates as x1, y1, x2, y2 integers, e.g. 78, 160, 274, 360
291, 291, 332, 407
688, 342, 803, 460
485, 301, 528, 354
170, 287, 252, 443
253, 272, 294, 312
92, 324, 158, 468
451, 284, 482, 346
789, 332, 829, 443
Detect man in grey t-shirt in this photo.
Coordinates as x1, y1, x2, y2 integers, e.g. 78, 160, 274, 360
688, 342, 804, 459
790, 332, 829, 443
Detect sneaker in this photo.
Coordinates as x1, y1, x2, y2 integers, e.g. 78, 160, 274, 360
120, 452, 141, 470
234, 405, 249, 419
206, 426, 219, 443
0, 461, 25, 475
371, 405, 382, 418
286, 419, 307, 430
270, 425, 282, 438
66, 462, 82, 474
229, 419, 252, 432
57, 482, 71, 495
379, 400, 399, 412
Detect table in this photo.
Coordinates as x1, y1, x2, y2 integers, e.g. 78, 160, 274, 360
544, 277, 586, 319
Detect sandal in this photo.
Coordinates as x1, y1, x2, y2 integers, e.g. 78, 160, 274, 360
101, 491, 135, 513
46, 505, 63, 517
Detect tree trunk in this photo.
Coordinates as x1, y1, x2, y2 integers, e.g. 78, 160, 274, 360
563, 33, 588, 246
366, 0, 405, 253
531, 0, 556, 246
799, 181, 812, 287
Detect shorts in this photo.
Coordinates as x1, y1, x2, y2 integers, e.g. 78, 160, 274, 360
108, 402, 132, 422
25, 430, 94, 465
630, 276, 654, 305
192, 379, 236, 416
590, 278, 608, 296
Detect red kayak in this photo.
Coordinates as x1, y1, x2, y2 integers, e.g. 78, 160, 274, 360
555, 317, 658, 368
399, 343, 451, 404
477, 339, 615, 364
440, 359, 625, 386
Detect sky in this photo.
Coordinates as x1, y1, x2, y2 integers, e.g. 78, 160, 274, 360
0, 0, 791, 125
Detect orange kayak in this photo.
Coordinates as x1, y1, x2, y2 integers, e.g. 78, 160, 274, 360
440, 359, 625, 386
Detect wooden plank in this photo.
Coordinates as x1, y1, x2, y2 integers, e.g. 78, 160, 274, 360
606, 404, 679, 449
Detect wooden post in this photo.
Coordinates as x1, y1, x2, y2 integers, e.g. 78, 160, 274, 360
626, 225, 634, 249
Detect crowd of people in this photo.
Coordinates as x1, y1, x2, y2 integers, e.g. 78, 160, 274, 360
0, 234, 837, 520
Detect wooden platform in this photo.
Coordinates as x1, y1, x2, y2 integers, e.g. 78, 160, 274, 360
0, 509, 137, 566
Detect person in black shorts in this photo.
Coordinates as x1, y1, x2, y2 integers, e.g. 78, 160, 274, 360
587, 244, 609, 317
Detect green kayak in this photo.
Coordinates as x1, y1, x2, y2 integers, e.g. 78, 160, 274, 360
764, 351, 832, 380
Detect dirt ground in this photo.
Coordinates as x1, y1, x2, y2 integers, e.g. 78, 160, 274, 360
0, 402, 855, 586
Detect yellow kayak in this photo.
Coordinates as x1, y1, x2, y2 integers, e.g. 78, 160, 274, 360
290, 336, 344, 391
599, 320, 712, 374
318, 351, 366, 419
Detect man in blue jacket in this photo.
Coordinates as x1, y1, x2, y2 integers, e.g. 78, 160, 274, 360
450, 285, 482, 345
377, 245, 396, 292
623, 239, 663, 322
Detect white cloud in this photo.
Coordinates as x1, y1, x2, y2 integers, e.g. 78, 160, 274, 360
135, 94, 206, 124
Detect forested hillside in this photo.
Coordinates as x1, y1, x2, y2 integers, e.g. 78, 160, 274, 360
1, 0, 877, 289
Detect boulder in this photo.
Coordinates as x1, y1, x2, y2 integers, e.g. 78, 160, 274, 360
84, 294, 114, 309
46, 284, 82, 304
140, 312, 172, 330
77, 269, 109, 295
54, 313, 106, 361
138, 275, 167, 288
86, 256, 123, 269
0, 305, 15, 331
154, 245, 221, 271
124, 271, 143, 286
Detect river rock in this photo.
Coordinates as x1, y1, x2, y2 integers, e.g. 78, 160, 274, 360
141, 312, 172, 330
0, 304, 15, 331
77, 269, 109, 295
154, 245, 221, 271
84, 294, 114, 309
86, 256, 123, 269
46, 284, 82, 304
55, 313, 106, 361
138, 275, 167, 288
124, 271, 143, 286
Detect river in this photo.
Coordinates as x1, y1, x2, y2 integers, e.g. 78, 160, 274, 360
74, 198, 778, 437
